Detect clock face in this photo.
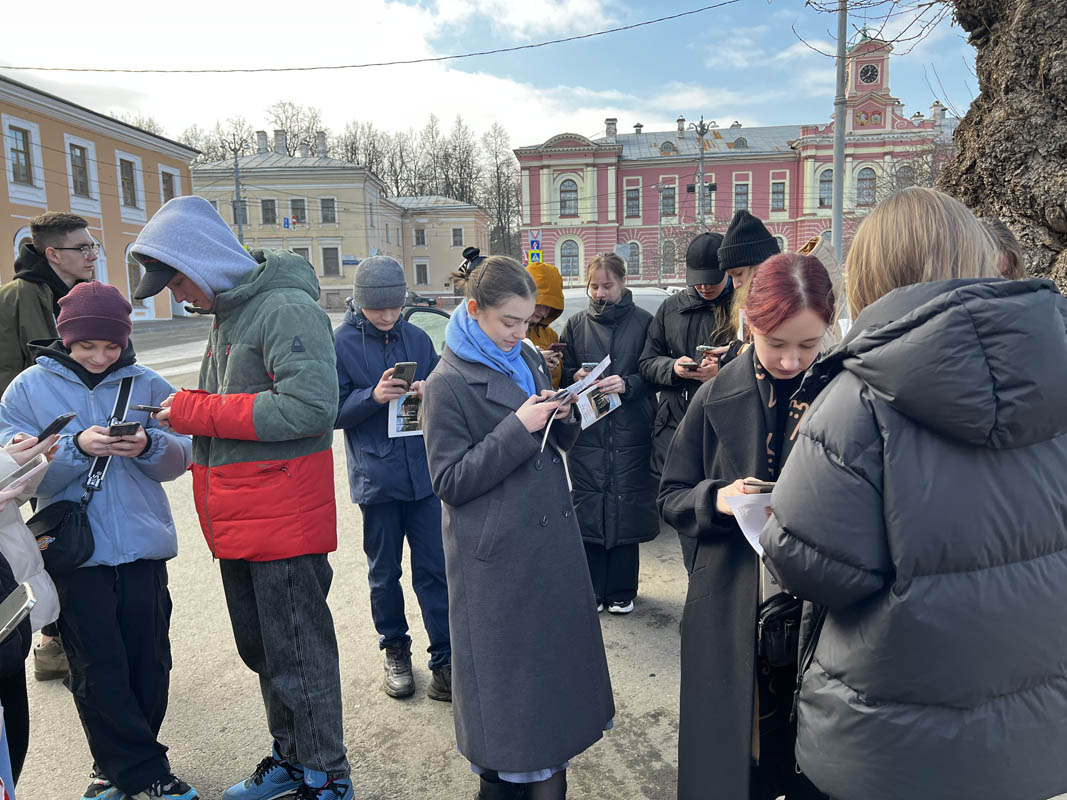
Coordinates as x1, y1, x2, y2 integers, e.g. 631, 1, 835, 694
860, 64, 879, 84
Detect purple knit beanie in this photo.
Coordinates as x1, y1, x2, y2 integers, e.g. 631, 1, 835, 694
57, 280, 133, 348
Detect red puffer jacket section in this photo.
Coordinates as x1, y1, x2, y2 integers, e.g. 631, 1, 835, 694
190, 449, 336, 561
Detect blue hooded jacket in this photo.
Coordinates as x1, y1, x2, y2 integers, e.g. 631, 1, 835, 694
334, 308, 438, 504
0, 348, 191, 568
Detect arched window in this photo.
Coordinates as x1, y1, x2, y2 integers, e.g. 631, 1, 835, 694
734, 137, 748, 149
820, 230, 832, 243
857, 167, 876, 207
628, 242, 641, 275
661, 240, 676, 273
660, 141, 676, 155
559, 179, 578, 216
895, 165, 917, 189
773, 235, 786, 252
560, 240, 580, 277
818, 169, 833, 208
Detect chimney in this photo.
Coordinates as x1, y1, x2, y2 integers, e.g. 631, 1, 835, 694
297, 142, 311, 158
929, 100, 946, 125
315, 130, 328, 156
634, 123, 644, 134
677, 116, 686, 136
255, 130, 269, 154
604, 117, 618, 140
273, 129, 287, 155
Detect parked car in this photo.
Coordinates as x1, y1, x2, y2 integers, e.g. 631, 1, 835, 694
402, 286, 670, 354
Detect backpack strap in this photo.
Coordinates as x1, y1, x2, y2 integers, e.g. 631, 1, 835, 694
82, 375, 135, 502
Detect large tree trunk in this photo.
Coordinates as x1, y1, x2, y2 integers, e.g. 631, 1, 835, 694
936, 0, 1067, 287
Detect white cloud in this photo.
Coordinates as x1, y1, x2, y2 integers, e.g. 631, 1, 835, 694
776, 40, 836, 60
431, 0, 617, 37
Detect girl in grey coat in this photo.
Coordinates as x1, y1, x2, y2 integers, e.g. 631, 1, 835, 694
423, 256, 615, 800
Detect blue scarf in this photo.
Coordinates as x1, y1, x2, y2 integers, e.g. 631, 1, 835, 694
445, 303, 537, 397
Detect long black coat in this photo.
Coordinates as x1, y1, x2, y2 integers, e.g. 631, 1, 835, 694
560, 292, 658, 549
762, 279, 1067, 800
658, 351, 770, 800
640, 285, 734, 475
422, 344, 615, 773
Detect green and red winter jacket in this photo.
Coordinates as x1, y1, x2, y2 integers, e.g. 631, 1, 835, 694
169, 249, 339, 560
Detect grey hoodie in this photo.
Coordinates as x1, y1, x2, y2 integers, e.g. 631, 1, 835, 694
762, 278, 1067, 800
131, 195, 256, 302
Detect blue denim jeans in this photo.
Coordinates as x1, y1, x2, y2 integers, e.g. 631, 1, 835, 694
359, 496, 450, 669
219, 554, 348, 779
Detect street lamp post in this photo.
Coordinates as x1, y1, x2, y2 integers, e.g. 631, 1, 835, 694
688, 116, 713, 230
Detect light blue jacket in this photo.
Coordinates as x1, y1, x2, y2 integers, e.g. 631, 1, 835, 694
0, 355, 191, 568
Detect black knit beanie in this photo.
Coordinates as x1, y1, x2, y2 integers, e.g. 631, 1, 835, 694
717, 210, 780, 271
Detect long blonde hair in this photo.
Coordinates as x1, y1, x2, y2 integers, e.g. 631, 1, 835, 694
846, 187, 1000, 315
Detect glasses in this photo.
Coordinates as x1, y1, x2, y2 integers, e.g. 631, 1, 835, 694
53, 243, 101, 257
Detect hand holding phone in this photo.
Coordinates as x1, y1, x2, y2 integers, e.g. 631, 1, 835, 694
36, 412, 77, 441
107, 422, 141, 437
535, 389, 570, 404
392, 362, 417, 389
548, 342, 568, 353
131, 404, 164, 414
742, 478, 776, 494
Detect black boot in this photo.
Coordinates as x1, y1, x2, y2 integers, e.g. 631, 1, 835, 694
476, 774, 529, 799
382, 640, 415, 698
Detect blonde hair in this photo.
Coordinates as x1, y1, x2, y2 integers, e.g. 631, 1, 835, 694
983, 218, 1025, 280
846, 187, 1000, 314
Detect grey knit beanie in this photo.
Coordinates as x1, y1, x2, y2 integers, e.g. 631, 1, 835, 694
353, 255, 407, 310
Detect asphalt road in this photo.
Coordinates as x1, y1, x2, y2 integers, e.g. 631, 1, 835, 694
18, 317, 688, 800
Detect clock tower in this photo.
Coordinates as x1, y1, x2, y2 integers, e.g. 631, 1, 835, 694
845, 35, 896, 133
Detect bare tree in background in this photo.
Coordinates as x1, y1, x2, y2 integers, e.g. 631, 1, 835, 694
442, 116, 482, 205
266, 101, 325, 155
116, 112, 167, 137
481, 123, 522, 257
873, 137, 955, 203
179, 118, 252, 163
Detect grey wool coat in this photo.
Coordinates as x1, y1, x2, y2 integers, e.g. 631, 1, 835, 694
762, 279, 1067, 800
422, 344, 616, 773
657, 351, 769, 800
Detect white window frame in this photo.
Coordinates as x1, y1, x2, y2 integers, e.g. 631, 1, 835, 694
774, 234, 788, 251
769, 170, 790, 219
732, 171, 752, 214
231, 198, 250, 227
157, 164, 182, 207
557, 237, 583, 280
260, 197, 278, 226
658, 175, 679, 220
319, 195, 338, 225
626, 241, 641, 275
451, 227, 464, 248
289, 197, 307, 226
854, 162, 880, 208
115, 150, 147, 223
2, 114, 47, 207
319, 244, 342, 278
124, 243, 155, 321
414, 228, 427, 247
64, 133, 102, 217
11, 225, 32, 263
817, 167, 834, 212
414, 261, 430, 287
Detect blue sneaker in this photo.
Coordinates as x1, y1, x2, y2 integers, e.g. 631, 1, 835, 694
81, 772, 122, 799
129, 774, 198, 800
294, 769, 353, 800
222, 750, 304, 800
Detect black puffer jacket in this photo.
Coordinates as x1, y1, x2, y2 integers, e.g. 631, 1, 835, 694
561, 291, 657, 548
639, 285, 734, 475
762, 278, 1067, 800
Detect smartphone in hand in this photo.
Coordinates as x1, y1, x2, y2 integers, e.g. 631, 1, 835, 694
393, 362, 417, 389
742, 478, 776, 494
581, 362, 599, 371
548, 342, 568, 353
35, 412, 77, 441
131, 404, 164, 414
107, 422, 141, 437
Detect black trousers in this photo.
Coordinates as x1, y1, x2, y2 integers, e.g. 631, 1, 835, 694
583, 542, 639, 604
53, 560, 173, 795
0, 663, 28, 784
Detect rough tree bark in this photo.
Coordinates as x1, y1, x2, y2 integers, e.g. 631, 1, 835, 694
936, 0, 1067, 287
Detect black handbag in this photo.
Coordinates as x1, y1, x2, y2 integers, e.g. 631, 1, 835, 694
757, 591, 803, 668
26, 376, 134, 576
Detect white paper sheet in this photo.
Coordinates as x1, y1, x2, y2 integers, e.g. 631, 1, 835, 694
726, 493, 773, 557
387, 392, 424, 438
539, 356, 612, 450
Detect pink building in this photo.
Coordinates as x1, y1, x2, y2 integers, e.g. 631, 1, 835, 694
515, 37, 954, 286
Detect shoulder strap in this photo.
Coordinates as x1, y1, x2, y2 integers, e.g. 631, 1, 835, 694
82, 376, 135, 502
790, 603, 828, 724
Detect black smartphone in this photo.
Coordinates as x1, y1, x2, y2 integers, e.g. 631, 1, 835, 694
548, 342, 568, 353
743, 478, 776, 494
35, 412, 76, 441
131, 404, 164, 414
108, 422, 141, 437
536, 389, 570, 404
392, 362, 417, 388
681, 362, 700, 371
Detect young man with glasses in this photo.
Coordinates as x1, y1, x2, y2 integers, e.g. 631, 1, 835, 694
0, 211, 98, 686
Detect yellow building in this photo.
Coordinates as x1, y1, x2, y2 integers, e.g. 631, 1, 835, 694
193, 131, 488, 306
1, 75, 197, 321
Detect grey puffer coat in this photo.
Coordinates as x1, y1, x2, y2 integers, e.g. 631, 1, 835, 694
762, 278, 1067, 800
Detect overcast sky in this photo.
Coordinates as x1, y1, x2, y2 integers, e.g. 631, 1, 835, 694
0, 0, 977, 149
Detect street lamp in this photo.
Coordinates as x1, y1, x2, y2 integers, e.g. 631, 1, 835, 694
688, 116, 713, 230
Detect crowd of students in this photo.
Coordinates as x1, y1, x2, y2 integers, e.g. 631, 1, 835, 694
0, 186, 1066, 800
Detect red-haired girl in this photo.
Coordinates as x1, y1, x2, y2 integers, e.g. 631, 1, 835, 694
658, 253, 833, 800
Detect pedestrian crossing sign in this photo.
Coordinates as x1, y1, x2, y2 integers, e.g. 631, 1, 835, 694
529, 250, 542, 263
